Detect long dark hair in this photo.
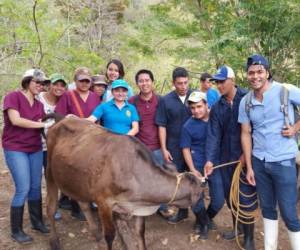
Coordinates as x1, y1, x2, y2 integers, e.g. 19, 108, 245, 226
106, 59, 125, 81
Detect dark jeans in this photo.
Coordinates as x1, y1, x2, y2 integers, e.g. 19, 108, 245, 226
193, 168, 224, 217
252, 156, 300, 232
4, 150, 43, 207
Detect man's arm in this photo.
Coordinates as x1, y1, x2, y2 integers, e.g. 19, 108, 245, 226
158, 126, 173, 162
241, 123, 255, 186
182, 148, 202, 178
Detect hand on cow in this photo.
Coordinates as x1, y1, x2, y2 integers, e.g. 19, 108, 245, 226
44, 119, 55, 129
66, 114, 78, 119
162, 149, 173, 163
191, 169, 203, 179
204, 161, 214, 177
281, 124, 297, 138
246, 167, 256, 186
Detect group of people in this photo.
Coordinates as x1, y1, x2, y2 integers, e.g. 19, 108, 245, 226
2, 55, 300, 250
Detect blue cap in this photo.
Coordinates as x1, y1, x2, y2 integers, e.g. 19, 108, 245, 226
246, 54, 269, 70
111, 79, 129, 90
210, 66, 235, 81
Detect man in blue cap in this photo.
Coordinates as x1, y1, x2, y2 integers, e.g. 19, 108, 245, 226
204, 65, 256, 250
239, 54, 300, 250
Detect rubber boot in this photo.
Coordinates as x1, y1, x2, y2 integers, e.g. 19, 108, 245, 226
243, 223, 256, 250
70, 199, 86, 221
222, 213, 243, 240
167, 208, 188, 224
28, 200, 50, 234
287, 230, 300, 250
194, 209, 209, 240
10, 206, 33, 243
263, 218, 278, 250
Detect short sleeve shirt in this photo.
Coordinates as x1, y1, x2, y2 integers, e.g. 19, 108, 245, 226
92, 99, 139, 135
55, 90, 100, 117
180, 118, 208, 169
2, 91, 44, 152
238, 81, 300, 161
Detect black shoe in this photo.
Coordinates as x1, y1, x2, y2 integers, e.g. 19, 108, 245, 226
28, 200, 50, 234
208, 218, 217, 231
243, 223, 255, 250
58, 194, 72, 210
70, 200, 86, 221
222, 213, 244, 240
194, 209, 209, 240
167, 208, 188, 224
11, 206, 33, 244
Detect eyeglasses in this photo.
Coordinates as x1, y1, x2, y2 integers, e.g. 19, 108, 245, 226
215, 80, 226, 85
78, 79, 91, 84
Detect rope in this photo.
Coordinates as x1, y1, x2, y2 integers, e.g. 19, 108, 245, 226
229, 162, 259, 250
167, 173, 185, 204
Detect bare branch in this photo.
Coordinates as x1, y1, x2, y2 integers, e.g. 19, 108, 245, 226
33, 0, 44, 66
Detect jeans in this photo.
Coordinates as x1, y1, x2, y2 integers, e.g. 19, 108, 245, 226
4, 150, 43, 207
252, 156, 300, 232
152, 149, 164, 166
193, 168, 224, 217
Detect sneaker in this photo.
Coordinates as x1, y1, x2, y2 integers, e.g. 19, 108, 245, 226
167, 209, 188, 224
54, 211, 62, 221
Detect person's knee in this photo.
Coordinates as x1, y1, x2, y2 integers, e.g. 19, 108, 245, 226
262, 208, 278, 220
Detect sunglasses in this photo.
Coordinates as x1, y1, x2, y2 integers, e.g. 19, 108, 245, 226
78, 79, 91, 83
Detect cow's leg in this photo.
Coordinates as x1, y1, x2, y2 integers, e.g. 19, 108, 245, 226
133, 216, 146, 250
96, 201, 115, 250
78, 201, 101, 241
46, 167, 60, 250
113, 213, 129, 250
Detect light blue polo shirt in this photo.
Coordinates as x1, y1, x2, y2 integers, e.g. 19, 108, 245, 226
92, 99, 139, 135
238, 81, 300, 162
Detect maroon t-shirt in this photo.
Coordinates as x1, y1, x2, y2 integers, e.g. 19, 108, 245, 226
129, 93, 160, 150
55, 90, 100, 118
2, 91, 44, 152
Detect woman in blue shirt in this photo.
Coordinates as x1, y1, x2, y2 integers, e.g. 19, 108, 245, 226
87, 79, 139, 136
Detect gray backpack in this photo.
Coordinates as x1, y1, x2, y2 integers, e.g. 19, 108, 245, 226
245, 83, 300, 140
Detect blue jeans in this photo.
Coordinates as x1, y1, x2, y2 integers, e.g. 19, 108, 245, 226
252, 156, 300, 232
193, 168, 224, 216
152, 149, 164, 166
4, 150, 43, 207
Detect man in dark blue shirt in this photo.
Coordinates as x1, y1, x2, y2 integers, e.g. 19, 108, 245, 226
156, 67, 192, 223
204, 66, 256, 250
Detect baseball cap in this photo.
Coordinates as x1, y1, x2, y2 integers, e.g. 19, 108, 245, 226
23, 68, 49, 82
210, 66, 235, 81
111, 79, 129, 90
246, 54, 270, 70
92, 75, 107, 85
50, 73, 67, 85
74, 67, 92, 82
188, 91, 207, 103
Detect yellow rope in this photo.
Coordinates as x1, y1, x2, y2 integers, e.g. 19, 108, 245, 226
167, 173, 185, 204
229, 162, 259, 250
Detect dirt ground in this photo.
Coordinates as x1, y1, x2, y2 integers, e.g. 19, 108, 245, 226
0, 148, 298, 250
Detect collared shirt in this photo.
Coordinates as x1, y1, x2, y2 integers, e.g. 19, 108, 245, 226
180, 117, 207, 170
128, 93, 160, 150
155, 90, 192, 170
238, 81, 300, 162
206, 87, 247, 165
92, 99, 139, 135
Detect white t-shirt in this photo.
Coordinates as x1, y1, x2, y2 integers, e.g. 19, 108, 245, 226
38, 92, 56, 151
178, 95, 187, 104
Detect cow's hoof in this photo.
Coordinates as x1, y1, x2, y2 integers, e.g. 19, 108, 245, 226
50, 239, 61, 250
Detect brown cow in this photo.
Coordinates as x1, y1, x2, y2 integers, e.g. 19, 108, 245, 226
45, 116, 203, 250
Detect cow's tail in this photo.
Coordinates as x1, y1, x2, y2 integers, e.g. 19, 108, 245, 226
42, 112, 65, 123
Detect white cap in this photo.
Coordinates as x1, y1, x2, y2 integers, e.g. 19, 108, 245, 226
188, 91, 207, 103
23, 68, 48, 82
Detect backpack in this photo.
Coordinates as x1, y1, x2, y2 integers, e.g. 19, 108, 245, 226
245, 83, 300, 141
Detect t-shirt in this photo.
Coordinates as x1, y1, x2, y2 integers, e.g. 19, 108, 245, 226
92, 99, 139, 135
206, 88, 220, 108
102, 84, 134, 103
38, 92, 56, 151
128, 93, 160, 150
55, 90, 100, 117
180, 117, 208, 170
2, 91, 44, 152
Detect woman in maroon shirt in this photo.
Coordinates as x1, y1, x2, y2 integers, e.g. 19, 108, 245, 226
2, 69, 52, 244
